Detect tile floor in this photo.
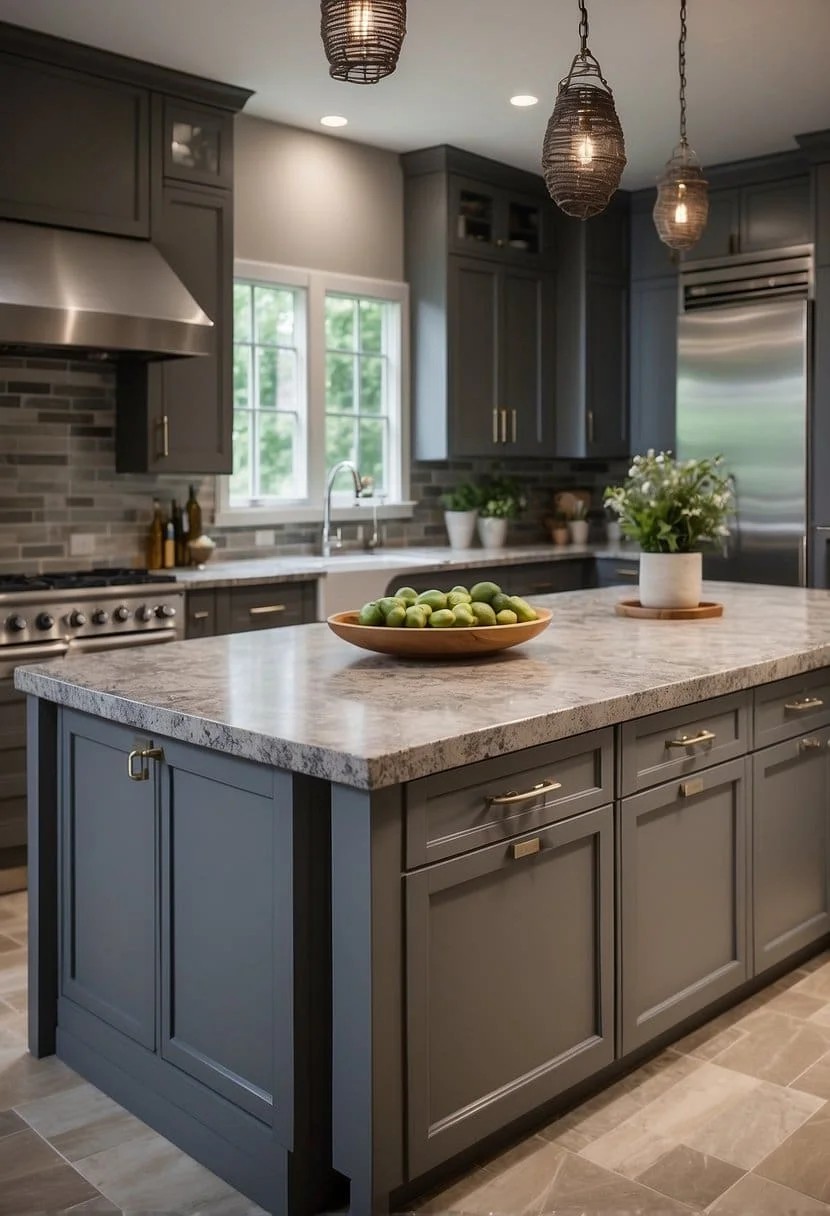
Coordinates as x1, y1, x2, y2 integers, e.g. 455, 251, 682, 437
3, 886, 830, 1215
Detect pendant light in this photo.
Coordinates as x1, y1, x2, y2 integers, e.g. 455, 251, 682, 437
653, 0, 708, 249
541, 0, 626, 220
321, 0, 407, 85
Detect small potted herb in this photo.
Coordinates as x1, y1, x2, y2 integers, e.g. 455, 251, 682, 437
477, 474, 526, 549
440, 481, 482, 549
548, 510, 570, 547
567, 499, 590, 546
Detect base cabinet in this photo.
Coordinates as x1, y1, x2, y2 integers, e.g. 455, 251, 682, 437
753, 728, 830, 975
405, 805, 614, 1176
619, 757, 749, 1054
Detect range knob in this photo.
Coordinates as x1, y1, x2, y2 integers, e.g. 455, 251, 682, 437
92, 609, 109, 626
113, 605, 131, 623
68, 610, 87, 628
35, 613, 54, 631
136, 604, 153, 623
156, 604, 177, 620
6, 614, 27, 633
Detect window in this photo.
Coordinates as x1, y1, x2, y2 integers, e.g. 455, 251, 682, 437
220, 261, 409, 525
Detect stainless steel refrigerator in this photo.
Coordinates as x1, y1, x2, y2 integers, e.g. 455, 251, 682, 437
676, 247, 812, 586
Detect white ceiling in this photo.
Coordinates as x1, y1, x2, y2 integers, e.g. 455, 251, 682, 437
1, 0, 828, 188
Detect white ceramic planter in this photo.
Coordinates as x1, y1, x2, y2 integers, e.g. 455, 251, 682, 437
477, 516, 509, 549
639, 551, 703, 609
569, 519, 590, 545
444, 509, 478, 549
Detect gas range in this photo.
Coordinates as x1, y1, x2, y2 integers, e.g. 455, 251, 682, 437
0, 568, 185, 658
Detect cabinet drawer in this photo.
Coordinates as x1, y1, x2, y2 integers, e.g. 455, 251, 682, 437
185, 589, 218, 640
754, 670, 830, 749
595, 557, 639, 588
405, 728, 613, 867
620, 692, 750, 796
226, 583, 311, 633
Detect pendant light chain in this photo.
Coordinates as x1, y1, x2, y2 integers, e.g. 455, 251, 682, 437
578, 0, 589, 57
678, 0, 688, 145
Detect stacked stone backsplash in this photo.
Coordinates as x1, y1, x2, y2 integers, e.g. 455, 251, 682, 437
0, 355, 629, 573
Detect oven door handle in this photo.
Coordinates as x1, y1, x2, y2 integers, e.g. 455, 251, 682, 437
68, 630, 179, 655
1, 639, 71, 678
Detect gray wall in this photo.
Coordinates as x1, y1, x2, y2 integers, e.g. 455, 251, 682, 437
234, 115, 404, 281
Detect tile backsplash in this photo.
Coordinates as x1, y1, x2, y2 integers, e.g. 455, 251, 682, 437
0, 355, 629, 573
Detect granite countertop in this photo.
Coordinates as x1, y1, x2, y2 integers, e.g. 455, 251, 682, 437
15, 582, 830, 791
167, 543, 637, 590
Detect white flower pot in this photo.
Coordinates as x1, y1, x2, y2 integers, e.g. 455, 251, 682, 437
477, 516, 508, 549
568, 520, 589, 545
444, 509, 478, 549
639, 552, 703, 609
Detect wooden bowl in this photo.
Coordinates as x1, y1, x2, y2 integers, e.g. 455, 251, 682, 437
326, 608, 552, 659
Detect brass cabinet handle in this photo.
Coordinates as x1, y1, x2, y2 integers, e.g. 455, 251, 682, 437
192, 611, 210, 621
127, 746, 164, 782
680, 777, 704, 798
799, 737, 825, 752
511, 837, 541, 860
157, 414, 170, 459
587, 409, 595, 445
488, 778, 562, 807
249, 604, 287, 616
510, 408, 517, 443
500, 409, 508, 444
492, 408, 499, 444
614, 568, 639, 578
665, 729, 716, 750
785, 696, 825, 713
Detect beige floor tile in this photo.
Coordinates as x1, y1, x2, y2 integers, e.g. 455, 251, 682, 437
0, 1125, 68, 1184
636, 1144, 743, 1208
807, 1005, 830, 1028
756, 1103, 830, 1204
762, 988, 829, 1021
792, 960, 830, 1001
580, 1061, 758, 1178
411, 1167, 499, 1214
0, 987, 27, 1013
680, 1077, 822, 1169
0, 1109, 25, 1138
0, 957, 27, 996
791, 1051, 830, 1100
63, 1199, 121, 1213
16, 1079, 153, 1162
713, 1009, 830, 1085
191, 1194, 270, 1215
0, 1042, 80, 1105
673, 1017, 747, 1062
0, 1160, 100, 1215
0, 934, 20, 954
0, 892, 26, 918
74, 1130, 240, 1213
708, 1171, 830, 1214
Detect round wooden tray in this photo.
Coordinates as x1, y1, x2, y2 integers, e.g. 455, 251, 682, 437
615, 599, 724, 620
327, 607, 552, 658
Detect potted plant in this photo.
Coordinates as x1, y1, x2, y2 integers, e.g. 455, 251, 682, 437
567, 500, 590, 546
604, 451, 731, 608
549, 510, 570, 547
477, 474, 526, 549
441, 481, 482, 549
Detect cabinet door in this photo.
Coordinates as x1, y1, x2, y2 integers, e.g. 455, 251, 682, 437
161, 97, 233, 190
620, 757, 749, 1054
741, 177, 811, 254
684, 188, 740, 262
450, 178, 499, 257
185, 589, 218, 639
117, 184, 233, 473
449, 258, 500, 456
500, 268, 555, 455
59, 712, 157, 1050
406, 806, 614, 1176
586, 276, 628, 457
159, 741, 293, 1136
225, 582, 314, 632
629, 277, 678, 455
753, 729, 830, 975
0, 684, 26, 852
631, 205, 678, 280
0, 54, 149, 236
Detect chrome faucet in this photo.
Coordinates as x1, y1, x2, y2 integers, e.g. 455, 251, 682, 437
321, 461, 363, 557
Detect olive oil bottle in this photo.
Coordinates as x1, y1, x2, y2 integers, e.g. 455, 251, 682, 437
146, 498, 164, 570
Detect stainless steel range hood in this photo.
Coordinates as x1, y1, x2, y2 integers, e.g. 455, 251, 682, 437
0, 220, 213, 359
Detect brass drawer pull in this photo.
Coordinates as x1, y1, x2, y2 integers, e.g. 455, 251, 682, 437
666, 729, 716, 750
680, 777, 704, 798
799, 737, 825, 752
192, 611, 210, 621
510, 408, 517, 443
248, 604, 287, 616
511, 837, 541, 861
614, 567, 639, 578
488, 778, 562, 807
492, 408, 499, 444
127, 746, 164, 782
500, 408, 508, 444
785, 696, 825, 713
157, 414, 169, 459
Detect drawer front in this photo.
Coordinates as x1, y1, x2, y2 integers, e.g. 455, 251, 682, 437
226, 583, 311, 633
754, 670, 830, 749
595, 557, 639, 588
185, 589, 218, 640
620, 692, 750, 795
405, 728, 613, 867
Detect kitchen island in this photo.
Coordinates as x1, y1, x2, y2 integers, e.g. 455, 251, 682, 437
15, 582, 830, 1215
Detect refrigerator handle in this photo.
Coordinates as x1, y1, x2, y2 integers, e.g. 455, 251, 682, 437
799, 533, 807, 587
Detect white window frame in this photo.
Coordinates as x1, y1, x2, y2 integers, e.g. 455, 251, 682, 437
216, 260, 412, 527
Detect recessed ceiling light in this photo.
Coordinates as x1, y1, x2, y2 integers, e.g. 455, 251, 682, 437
510, 95, 539, 108
320, 115, 348, 128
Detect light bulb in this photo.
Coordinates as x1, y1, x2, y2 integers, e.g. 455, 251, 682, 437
674, 200, 688, 224
576, 134, 594, 166
347, 0, 373, 51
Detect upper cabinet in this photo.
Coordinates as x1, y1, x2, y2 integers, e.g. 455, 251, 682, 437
685, 175, 811, 262
161, 98, 234, 190
403, 146, 558, 461
0, 53, 150, 237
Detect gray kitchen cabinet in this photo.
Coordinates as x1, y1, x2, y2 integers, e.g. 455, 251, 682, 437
554, 196, 629, 458
406, 804, 614, 1176
620, 692, 750, 795
684, 188, 741, 261
752, 728, 830, 975
619, 756, 749, 1054
185, 583, 316, 638
160, 96, 234, 190
685, 176, 810, 262
594, 556, 639, 588
403, 146, 557, 460
0, 51, 150, 237
116, 182, 233, 474
185, 588, 218, 640
384, 560, 591, 600
630, 204, 678, 281
0, 684, 26, 853
629, 277, 678, 455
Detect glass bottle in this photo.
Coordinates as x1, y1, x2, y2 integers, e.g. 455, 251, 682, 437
146, 498, 164, 570
185, 484, 202, 546
171, 498, 186, 567
163, 518, 176, 570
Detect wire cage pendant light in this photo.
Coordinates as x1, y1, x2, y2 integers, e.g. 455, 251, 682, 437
321, 0, 407, 85
541, 0, 626, 220
653, 0, 708, 249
